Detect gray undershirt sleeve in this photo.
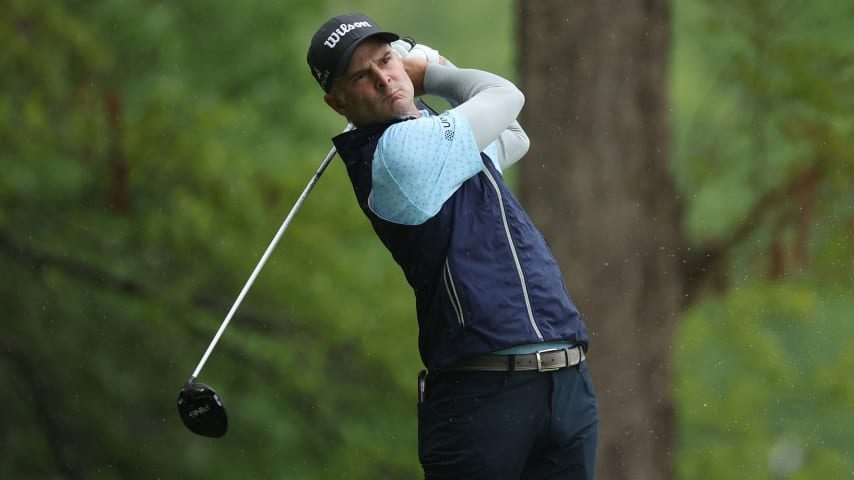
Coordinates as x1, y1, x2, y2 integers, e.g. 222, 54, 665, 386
423, 64, 530, 169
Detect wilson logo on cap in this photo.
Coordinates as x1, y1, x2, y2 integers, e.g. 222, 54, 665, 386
324, 21, 373, 49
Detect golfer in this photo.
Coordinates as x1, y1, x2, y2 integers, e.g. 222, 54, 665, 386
308, 13, 598, 479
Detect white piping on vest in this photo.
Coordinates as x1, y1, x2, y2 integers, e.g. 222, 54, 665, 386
482, 167, 544, 341
443, 258, 464, 326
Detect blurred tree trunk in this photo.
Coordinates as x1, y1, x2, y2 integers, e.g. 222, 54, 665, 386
517, 1, 681, 479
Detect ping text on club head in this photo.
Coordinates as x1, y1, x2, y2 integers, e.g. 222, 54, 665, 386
188, 404, 211, 418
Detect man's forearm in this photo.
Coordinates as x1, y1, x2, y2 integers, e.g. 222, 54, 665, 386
424, 65, 524, 152
424, 65, 528, 166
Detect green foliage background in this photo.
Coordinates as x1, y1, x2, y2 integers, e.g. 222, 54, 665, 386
672, 1, 854, 478
1, 0, 851, 478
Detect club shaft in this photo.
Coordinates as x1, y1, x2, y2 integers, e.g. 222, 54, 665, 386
191, 123, 353, 379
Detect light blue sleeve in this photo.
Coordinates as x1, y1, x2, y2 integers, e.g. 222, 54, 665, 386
369, 109, 485, 225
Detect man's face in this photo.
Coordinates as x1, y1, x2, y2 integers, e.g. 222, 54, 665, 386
324, 38, 418, 127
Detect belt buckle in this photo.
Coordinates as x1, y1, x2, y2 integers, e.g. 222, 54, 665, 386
535, 348, 562, 372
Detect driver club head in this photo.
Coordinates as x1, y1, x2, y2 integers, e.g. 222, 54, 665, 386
177, 378, 228, 437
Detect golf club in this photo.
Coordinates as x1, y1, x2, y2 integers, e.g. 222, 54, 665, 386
178, 122, 354, 437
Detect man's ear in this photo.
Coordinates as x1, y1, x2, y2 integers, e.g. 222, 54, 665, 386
324, 92, 347, 117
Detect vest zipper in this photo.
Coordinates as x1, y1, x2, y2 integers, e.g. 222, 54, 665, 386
482, 167, 545, 341
443, 258, 465, 326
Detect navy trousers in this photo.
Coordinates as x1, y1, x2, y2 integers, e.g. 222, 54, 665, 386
418, 362, 599, 479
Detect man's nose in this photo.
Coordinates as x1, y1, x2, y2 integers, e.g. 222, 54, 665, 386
372, 66, 391, 89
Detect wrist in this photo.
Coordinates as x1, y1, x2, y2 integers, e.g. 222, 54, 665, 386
404, 58, 429, 96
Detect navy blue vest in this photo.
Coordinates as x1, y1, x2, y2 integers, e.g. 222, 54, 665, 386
333, 119, 589, 369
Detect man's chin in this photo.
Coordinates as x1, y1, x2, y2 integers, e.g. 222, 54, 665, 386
389, 98, 418, 118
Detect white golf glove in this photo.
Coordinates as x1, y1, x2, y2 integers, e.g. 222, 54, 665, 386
407, 44, 441, 65
390, 38, 415, 58
390, 38, 442, 65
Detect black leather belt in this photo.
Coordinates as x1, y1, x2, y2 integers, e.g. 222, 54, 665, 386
443, 346, 586, 373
